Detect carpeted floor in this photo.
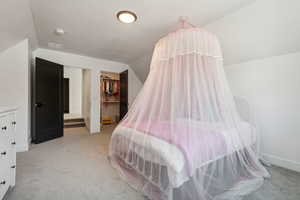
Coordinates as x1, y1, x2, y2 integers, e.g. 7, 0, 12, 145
7, 126, 300, 200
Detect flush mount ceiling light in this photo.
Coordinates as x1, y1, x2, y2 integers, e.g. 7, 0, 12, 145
117, 10, 137, 23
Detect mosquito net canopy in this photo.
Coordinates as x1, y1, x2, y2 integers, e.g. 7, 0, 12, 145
109, 20, 269, 200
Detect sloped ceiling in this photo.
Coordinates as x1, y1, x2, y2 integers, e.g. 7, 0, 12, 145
29, 0, 254, 81
205, 0, 300, 67
3, 0, 299, 82
0, 0, 38, 53
132, 0, 300, 81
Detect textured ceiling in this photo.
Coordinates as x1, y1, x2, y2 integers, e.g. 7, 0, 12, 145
29, 0, 254, 81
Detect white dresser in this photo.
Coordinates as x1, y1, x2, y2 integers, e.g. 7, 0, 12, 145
0, 107, 17, 200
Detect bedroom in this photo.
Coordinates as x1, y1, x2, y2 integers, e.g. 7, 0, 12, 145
0, 0, 299, 199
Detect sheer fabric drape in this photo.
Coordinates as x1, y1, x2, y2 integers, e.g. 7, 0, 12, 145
109, 26, 269, 200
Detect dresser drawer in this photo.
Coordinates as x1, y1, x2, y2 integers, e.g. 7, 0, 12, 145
0, 141, 10, 168
8, 113, 16, 133
7, 144, 16, 187
0, 108, 17, 199
0, 167, 10, 200
0, 140, 10, 200
0, 114, 12, 147
0, 151, 9, 176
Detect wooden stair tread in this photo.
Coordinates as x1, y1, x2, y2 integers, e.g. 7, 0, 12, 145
64, 118, 85, 128
64, 118, 84, 123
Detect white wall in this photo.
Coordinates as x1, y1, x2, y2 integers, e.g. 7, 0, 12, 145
33, 48, 143, 133
0, 39, 30, 152
64, 67, 82, 118
226, 52, 300, 172
203, 0, 300, 172
129, 53, 152, 82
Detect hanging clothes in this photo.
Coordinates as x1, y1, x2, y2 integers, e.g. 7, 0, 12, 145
103, 79, 119, 96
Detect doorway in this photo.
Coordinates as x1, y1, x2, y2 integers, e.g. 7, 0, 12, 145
32, 58, 128, 140
100, 70, 128, 129
32, 58, 87, 144
63, 66, 85, 128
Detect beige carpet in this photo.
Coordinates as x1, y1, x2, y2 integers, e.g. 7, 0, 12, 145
7, 127, 300, 200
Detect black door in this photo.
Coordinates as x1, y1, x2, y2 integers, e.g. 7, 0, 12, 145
120, 70, 128, 120
63, 78, 70, 113
32, 58, 64, 144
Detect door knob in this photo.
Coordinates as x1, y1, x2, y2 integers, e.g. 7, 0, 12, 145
35, 102, 44, 108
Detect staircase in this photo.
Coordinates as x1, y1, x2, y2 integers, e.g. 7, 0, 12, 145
64, 118, 85, 128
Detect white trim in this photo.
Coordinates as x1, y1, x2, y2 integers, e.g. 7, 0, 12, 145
16, 143, 29, 152
262, 153, 300, 173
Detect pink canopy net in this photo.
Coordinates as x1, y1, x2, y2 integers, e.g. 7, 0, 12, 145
109, 19, 269, 200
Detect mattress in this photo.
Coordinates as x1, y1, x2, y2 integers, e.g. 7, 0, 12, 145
113, 121, 255, 187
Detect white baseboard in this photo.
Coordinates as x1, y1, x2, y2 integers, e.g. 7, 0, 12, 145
262, 153, 300, 173
16, 143, 29, 152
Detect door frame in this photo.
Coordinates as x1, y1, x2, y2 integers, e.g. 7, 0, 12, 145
119, 70, 128, 120
63, 78, 70, 114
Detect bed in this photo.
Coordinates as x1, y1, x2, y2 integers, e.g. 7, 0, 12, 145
109, 119, 263, 200
109, 24, 269, 199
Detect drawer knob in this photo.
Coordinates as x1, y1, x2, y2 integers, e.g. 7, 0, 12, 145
1, 126, 7, 130
12, 121, 16, 125
11, 165, 16, 169
1, 151, 6, 155
0, 180, 6, 185
11, 141, 16, 145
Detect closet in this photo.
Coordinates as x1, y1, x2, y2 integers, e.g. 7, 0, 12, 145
0, 107, 17, 199
100, 72, 121, 126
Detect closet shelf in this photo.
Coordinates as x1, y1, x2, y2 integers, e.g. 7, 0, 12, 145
102, 78, 119, 81
102, 101, 120, 103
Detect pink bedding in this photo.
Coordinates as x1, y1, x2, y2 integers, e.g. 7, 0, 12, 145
121, 120, 230, 174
